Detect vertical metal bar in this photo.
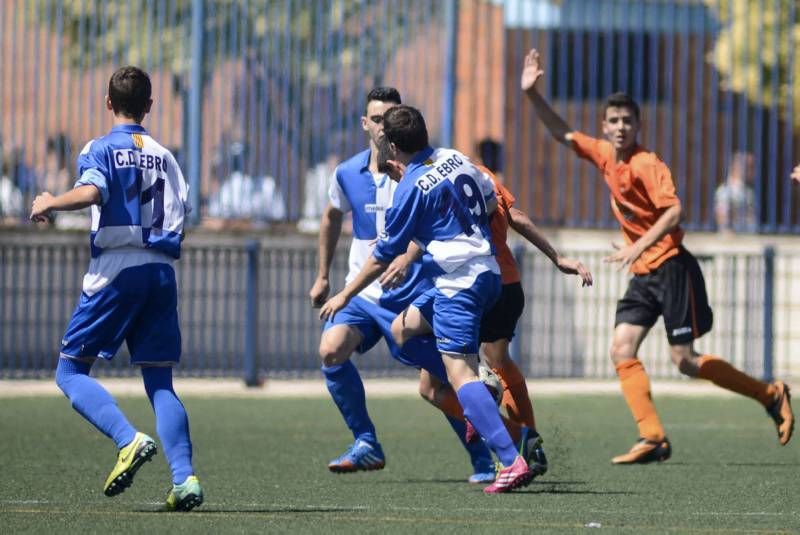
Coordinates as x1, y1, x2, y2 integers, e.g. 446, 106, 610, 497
785, 1, 797, 232
440, 0, 457, 148
0, 245, 5, 377
692, 6, 705, 228
763, 246, 774, 382
510, 244, 525, 364
187, 0, 204, 224
244, 240, 259, 385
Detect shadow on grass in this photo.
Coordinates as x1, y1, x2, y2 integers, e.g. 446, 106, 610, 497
656, 461, 799, 467
386, 479, 590, 485
137, 506, 365, 514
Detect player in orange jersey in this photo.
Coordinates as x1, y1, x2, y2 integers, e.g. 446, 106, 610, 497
521, 49, 794, 463
383, 162, 593, 477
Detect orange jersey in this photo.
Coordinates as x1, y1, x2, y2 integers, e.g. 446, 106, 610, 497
477, 166, 521, 285
571, 131, 683, 274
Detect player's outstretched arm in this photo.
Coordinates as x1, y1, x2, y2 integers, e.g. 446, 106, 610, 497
604, 203, 682, 271
508, 207, 592, 286
791, 164, 800, 184
30, 185, 101, 222
319, 255, 388, 321
310, 204, 344, 307
521, 49, 574, 146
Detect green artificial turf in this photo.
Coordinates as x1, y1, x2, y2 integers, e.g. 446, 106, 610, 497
1, 394, 798, 533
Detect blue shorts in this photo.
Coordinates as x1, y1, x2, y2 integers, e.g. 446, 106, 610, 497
324, 296, 447, 381
60, 263, 181, 364
412, 269, 501, 355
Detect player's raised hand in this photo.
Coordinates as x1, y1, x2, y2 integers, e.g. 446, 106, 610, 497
791, 164, 800, 184
603, 242, 643, 271
30, 192, 55, 222
521, 49, 545, 92
379, 255, 410, 289
319, 292, 349, 321
555, 256, 593, 287
309, 276, 330, 308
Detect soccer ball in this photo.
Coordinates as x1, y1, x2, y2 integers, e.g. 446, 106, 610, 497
478, 363, 502, 406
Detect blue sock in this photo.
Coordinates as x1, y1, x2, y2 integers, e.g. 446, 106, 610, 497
55, 357, 137, 449
456, 381, 518, 466
141, 367, 194, 485
321, 361, 377, 445
445, 415, 494, 472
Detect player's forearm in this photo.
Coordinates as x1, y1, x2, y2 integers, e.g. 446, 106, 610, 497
317, 206, 343, 278
634, 204, 682, 254
405, 241, 424, 262
341, 256, 387, 300
524, 88, 573, 145
49, 185, 101, 211
508, 207, 559, 264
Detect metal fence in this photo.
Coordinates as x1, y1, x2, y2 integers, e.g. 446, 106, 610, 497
2, 235, 796, 381
1, 0, 799, 231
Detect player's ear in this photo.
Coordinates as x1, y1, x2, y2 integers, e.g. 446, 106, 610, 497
144, 99, 153, 114
361, 115, 369, 133
105, 95, 113, 111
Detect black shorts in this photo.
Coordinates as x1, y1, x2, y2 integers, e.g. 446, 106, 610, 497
615, 247, 714, 345
480, 282, 525, 343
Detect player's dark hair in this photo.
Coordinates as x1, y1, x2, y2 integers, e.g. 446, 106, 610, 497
108, 66, 152, 120
604, 92, 640, 121
382, 105, 429, 154
365, 87, 401, 113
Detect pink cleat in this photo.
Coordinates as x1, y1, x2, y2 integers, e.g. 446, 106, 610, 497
483, 455, 534, 494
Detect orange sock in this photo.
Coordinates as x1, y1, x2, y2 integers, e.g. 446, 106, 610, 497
501, 415, 522, 443
437, 384, 521, 441
492, 361, 536, 429
615, 359, 665, 441
696, 355, 776, 407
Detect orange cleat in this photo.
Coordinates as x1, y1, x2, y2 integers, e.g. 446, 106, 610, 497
766, 381, 794, 446
611, 437, 672, 464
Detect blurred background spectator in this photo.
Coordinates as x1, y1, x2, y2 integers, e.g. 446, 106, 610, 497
715, 152, 756, 234
0, 145, 24, 225
476, 138, 503, 179
296, 138, 342, 234
203, 141, 287, 231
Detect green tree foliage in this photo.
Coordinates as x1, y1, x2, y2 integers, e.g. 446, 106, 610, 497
704, 0, 799, 125
30, 0, 411, 89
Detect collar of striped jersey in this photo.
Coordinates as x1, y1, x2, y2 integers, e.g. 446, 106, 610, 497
357, 148, 371, 173
110, 124, 147, 134
403, 146, 435, 176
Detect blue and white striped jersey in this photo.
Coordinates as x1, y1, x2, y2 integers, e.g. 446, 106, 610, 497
329, 149, 431, 311
75, 124, 190, 295
373, 147, 499, 295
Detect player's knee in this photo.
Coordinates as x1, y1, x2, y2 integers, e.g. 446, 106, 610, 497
391, 317, 409, 347
318, 341, 349, 367
418, 380, 436, 404
609, 340, 634, 364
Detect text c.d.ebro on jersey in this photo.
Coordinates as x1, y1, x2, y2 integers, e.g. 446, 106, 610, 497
414, 154, 464, 193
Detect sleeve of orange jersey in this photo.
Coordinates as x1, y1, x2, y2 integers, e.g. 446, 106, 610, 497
642, 160, 681, 209
570, 131, 609, 170
495, 181, 516, 214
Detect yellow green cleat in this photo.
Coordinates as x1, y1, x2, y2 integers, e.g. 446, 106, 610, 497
165, 475, 204, 512
103, 432, 157, 497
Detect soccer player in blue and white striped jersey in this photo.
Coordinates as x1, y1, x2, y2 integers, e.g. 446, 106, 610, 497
310, 88, 495, 481
320, 105, 535, 494
30, 66, 202, 511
